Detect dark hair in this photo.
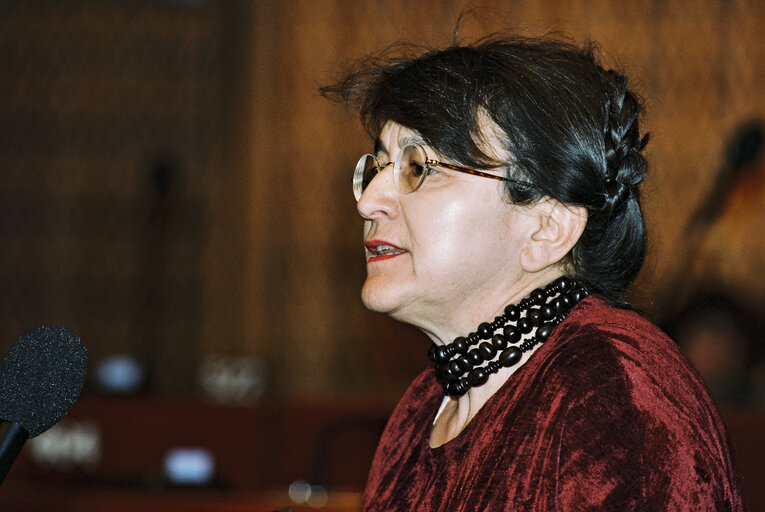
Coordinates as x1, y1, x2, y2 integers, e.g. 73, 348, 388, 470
322, 34, 649, 304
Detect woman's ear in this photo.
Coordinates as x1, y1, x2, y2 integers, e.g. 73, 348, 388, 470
520, 199, 588, 273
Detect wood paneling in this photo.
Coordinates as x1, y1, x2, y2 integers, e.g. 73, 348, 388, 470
0, 1, 220, 394
2, 0, 764, 400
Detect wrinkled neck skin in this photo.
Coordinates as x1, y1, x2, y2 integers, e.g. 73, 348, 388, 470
426, 267, 565, 448
413, 267, 564, 347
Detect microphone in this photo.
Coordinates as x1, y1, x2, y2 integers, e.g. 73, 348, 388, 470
0, 325, 87, 484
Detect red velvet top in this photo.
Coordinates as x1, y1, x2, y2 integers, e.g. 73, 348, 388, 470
362, 296, 746, 511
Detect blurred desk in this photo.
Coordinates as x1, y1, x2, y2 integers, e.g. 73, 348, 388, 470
5, 393, 390, 489
0, 482, 361, 512
0, 394, 388, 512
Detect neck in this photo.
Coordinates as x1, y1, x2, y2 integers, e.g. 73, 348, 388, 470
429, 275, 588, 448
430, 362, 529, 448
429, 276, 587, 397
419, 268, 567, 347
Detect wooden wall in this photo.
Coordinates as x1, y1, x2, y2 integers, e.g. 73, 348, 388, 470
2, 0, 764, 399
0, 1, 221, 394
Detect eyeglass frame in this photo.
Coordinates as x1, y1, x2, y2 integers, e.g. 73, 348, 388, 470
353, 142, 532, 201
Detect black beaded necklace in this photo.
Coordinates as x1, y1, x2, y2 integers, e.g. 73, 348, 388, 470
428, 276, 588, 397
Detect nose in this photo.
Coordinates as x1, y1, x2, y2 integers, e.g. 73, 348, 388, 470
356, 162, 398, 220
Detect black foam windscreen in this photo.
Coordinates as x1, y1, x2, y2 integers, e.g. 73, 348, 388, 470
0, 325, 87, 437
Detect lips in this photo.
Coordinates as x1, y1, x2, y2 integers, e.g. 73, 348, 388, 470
365, 240, 407, 262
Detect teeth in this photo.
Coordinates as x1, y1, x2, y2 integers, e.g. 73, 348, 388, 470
374, 245, 405, 256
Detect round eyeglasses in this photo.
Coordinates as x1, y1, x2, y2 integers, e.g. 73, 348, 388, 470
352, 143, 531, 201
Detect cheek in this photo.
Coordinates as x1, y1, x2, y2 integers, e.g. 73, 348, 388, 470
410, 200, 493, 273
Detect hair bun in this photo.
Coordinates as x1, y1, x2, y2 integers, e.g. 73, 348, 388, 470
600, 74, 648, 218
602, 176, 630, 217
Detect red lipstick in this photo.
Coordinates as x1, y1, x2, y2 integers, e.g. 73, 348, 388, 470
365, 239, 407, 263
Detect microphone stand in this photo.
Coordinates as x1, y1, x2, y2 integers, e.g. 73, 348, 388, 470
0, 421, 29, 484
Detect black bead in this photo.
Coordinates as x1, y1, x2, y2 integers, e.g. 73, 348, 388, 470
491, 334, 508, 350
571, 289, 585, 303
467, 368, 488, 386
433, 345, 450, 363
531, 288, 546, 305
536, 323, 554, 341
486, 361, 500, 373
499, 346, 523, 367
504, 304, 520, 321
428, 345, 437, 362
518, 317, 533, 334
467, 348, 483, 365
503, 325, 521, 343
541, 304, 556, 320
560, 293, 572, 309
453, 336, 469, 354
456, 355, 472, 373
449, 360, 465, 377
478, 322, 493, 339
478, 342, 496, 360
558, 276, 572, 291
446, 380, 467, 396
520, 338, 536, 351
441, 365, 457, 381
529, 308, 542, 326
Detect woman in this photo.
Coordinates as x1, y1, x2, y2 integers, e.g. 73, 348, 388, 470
323, 34, 745, 511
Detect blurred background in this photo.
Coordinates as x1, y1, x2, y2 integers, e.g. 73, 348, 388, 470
0, 0, 764, 510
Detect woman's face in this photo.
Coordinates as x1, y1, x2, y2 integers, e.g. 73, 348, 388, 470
357, 121, 540, 336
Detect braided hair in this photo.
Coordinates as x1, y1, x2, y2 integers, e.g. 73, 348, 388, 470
322, 34, 649, 304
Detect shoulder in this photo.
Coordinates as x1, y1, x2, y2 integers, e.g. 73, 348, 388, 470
535, 296, 744, 509
544, 295, 700, 391
552, 294, 672, 356
538, 295, 721, 428
531, 295, 734, 459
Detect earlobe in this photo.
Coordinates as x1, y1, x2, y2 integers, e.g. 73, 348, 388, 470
520, 200, 588, 273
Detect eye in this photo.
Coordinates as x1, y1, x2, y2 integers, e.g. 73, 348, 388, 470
411, 162, 438, 178
410, 161, 425, 178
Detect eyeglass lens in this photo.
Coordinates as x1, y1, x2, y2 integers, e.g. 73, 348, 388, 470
353, 154, 377, 201
395, 144, 428, 194
362, 155, 380, 191
353, 144, 431, 201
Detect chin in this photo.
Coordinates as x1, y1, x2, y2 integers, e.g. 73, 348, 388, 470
360, 277, 408, 316
360, 286, 392, 314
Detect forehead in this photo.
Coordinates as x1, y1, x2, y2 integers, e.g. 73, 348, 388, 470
376, 121, 426, 157
377, 116, 509, 165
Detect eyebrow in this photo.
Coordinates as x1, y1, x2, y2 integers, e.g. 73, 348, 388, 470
373, 134, 427, 159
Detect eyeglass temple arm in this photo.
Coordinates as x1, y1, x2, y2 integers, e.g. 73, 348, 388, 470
377, 160, 394, 173
425, 158, 524, 184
